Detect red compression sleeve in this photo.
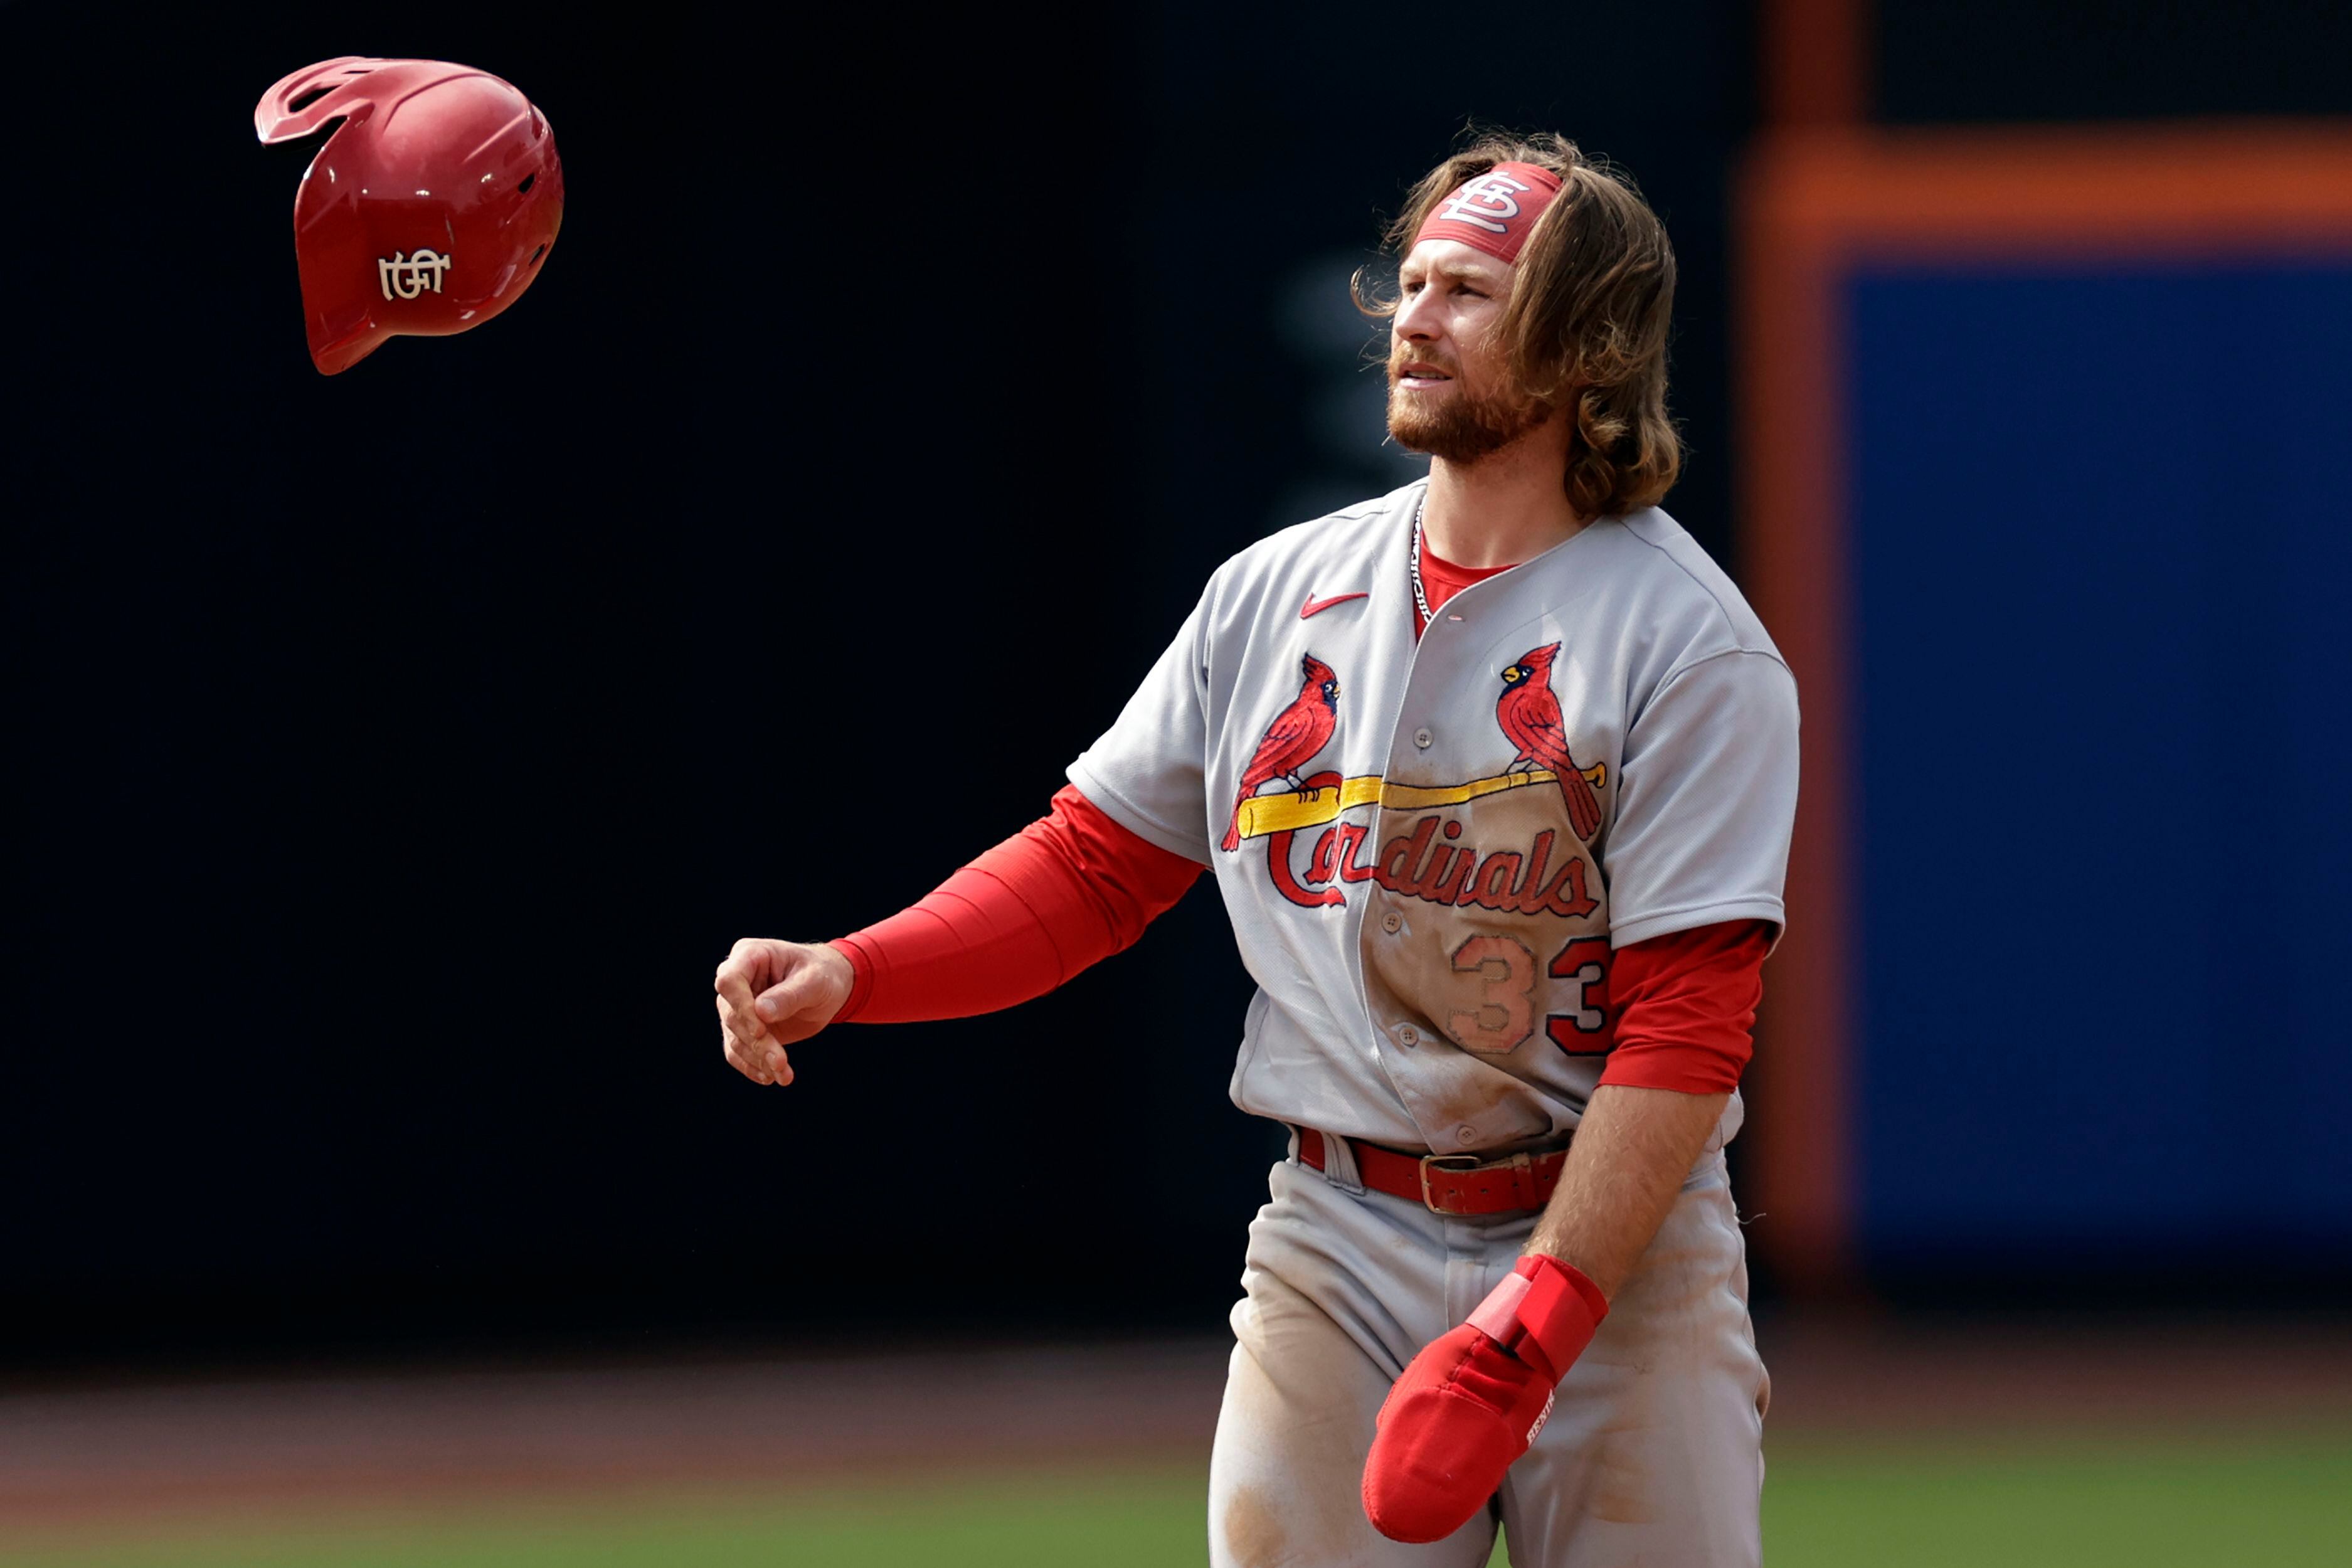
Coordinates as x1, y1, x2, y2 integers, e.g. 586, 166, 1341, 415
1594, 919, 1772, 1095
827, 785, 1205, 1024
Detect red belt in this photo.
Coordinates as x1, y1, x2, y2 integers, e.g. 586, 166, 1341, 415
1298, 1128, 1569, 1216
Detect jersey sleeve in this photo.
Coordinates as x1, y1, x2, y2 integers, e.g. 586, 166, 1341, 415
1602, 649, 1799, 949
1064, 595, 1217, 864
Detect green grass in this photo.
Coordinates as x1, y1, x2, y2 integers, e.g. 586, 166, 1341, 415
7, 1430, 2348, 1567
0, 1470, 1213, 1568
1762, 1429, 2352, 1568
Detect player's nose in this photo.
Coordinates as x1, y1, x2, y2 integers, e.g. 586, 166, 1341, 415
1393, 287, 1443, 342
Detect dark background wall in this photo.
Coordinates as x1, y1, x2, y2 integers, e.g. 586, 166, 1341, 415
1876, 0, 2352, 122
4, 0, 2347, 1372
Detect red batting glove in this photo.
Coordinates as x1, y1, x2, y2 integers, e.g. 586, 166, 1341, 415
1360, 1253, 1608, 1544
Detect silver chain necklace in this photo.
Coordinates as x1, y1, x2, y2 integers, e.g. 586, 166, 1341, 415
1409, 492, 1434, 628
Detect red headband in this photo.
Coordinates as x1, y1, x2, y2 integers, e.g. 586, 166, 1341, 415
1412, 161, 1563, 265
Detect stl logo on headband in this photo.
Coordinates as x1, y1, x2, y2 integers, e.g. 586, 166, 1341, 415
1414, 161, 1564, 267
1441, 174, 1534, 235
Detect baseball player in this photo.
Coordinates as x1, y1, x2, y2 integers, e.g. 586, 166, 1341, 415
715, 132, 1798, 1566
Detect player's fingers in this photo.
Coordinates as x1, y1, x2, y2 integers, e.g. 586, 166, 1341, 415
714, 957, 765, 1020
720, 936, 800, 997
743, 1032, 793, 1084
753, 958, 817, 1016
717, 993, 795, 1081
755, 964, 841, 1044
723, 1030, 786, 1086
721, 1030, 766, 1084
715, 990, 771, 1051
723, 935, 775, 968
721, 1016, 793, 1086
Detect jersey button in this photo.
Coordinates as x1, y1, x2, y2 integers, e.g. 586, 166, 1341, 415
1454, 1125, 1478, 1147
1412, 727, 1434, 750
1396, 1024, 1420, 1047
1380, 911, 1402, 935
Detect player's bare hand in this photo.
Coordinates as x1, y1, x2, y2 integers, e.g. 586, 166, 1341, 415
713, 938, 853, 1087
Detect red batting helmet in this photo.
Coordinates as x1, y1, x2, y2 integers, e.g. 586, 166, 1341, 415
254, 57, 564, 375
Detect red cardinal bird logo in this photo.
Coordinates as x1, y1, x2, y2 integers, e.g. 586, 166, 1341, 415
1496, 642, 1602, 842
1222, 653, 1342, 852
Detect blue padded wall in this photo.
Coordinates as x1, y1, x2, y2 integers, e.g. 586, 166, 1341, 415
1843, 261, 2352, 1268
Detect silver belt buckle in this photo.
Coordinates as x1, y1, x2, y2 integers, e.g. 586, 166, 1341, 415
1418, 1152, 1486, 1213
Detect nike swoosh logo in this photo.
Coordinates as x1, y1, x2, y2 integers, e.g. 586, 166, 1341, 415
1300, 591, 1369, 620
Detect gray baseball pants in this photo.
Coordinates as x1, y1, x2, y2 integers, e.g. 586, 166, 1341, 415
1206, 1130, 1767, 1567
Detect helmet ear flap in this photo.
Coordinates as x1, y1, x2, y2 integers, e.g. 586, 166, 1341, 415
288, 154, 388, 376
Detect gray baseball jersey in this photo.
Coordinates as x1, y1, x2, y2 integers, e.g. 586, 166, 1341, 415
1068, 478, 1799, 1155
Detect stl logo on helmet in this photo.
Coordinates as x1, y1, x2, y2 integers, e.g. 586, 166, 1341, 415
378, 249, 453, 301
1435, 173, 1534, 235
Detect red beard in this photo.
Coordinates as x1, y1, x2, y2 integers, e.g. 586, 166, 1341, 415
1385, 352, 1549, 463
